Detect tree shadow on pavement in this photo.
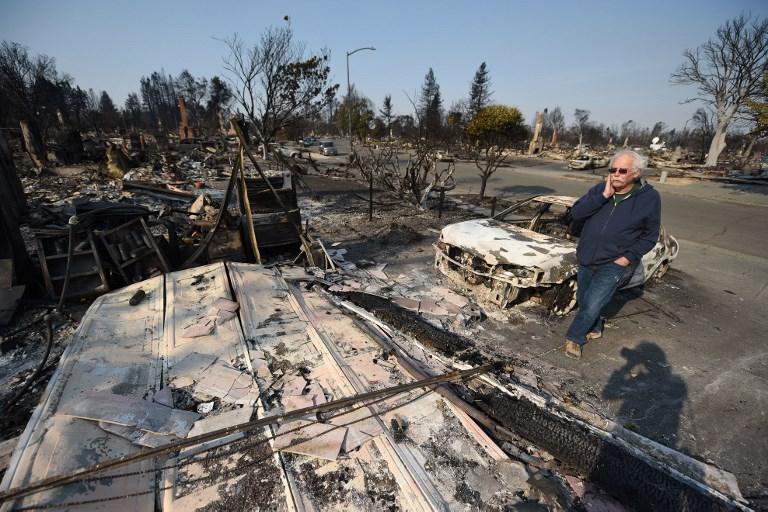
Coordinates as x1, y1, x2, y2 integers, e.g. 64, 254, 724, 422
495, 185, 556, 196
720, 182, 768, 196
601, 341, 687, 449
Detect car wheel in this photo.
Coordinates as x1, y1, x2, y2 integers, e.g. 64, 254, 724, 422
653, 260, 670, 280
543, 278, 577, 316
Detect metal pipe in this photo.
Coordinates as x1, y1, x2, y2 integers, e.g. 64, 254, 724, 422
56, 217, 79, 311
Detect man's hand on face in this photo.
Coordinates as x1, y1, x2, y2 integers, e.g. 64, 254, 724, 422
614, 256, 631, 267
602, 173, 615, 198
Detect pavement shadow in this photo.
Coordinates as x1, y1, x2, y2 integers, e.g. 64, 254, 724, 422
601, 341, 687, 449
601, 286, 644, 318
494, 185, 556, 196
720, 183, 768, 196
591, 342, 730, 509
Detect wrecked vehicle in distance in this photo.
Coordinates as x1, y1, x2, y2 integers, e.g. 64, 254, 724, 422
568, 154, 608, 170
435, 195, 679, 315
319, 140, 338, 156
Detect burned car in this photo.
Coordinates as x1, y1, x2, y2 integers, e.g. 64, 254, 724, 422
435, 195, 679, 315
568, 154, 608, 170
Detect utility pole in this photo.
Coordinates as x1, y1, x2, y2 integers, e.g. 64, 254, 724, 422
346, 46, 376, 154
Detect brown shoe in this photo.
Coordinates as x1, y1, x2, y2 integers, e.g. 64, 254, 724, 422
564, 340, 582, 359
586, 330, 602, 340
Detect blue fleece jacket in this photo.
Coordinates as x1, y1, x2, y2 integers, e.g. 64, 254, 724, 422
570, 178, 661, 266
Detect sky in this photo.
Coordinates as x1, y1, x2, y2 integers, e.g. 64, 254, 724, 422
1, 0, 766, 130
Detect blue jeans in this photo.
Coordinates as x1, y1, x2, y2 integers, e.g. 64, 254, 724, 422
566, 262, 636, 346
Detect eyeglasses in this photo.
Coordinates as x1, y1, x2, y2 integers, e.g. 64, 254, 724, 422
608, 167, 632, 175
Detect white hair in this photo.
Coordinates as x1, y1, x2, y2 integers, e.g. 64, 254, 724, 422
610, 150, 647, 171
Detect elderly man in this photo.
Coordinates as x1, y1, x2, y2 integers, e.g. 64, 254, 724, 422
564, 150, 661, 359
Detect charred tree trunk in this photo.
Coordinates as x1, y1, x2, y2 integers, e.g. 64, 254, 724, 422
704, 122, 728, 167
0, 131, 30, 283
60, 130, 84, 164
479, 173, 488, 199
739, 136, 758, 168
20, 119, 46, 169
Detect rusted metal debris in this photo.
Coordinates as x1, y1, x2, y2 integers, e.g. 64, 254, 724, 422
99, 217, 170, 284
34, 227, 109, 300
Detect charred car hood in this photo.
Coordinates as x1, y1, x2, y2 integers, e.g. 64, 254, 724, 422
440, 219, 577, 269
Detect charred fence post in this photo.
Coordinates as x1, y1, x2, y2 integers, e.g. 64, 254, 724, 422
369, 170, 374, 222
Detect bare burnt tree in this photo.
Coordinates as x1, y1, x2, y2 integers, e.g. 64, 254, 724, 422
671, 14, 768, 166
353, 144, 454, 208
222, 28, 338, 157
573, 108, 590, 147
0, 41, 61, 162
547, 107, 564, 146
139, 71, 179, 130
690, 107, 716, 162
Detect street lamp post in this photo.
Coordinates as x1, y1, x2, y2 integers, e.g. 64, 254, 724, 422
346, 46, 375, 154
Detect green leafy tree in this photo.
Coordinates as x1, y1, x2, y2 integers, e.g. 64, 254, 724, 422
124, 92, 143, 128
99, 91, 119, 132
205, 76, 232, 132
379, 94, 393, 138
419, 68, 443, 140
336, 85, 374, 142
742, 72, 768, 162
468, 62, 492, 119
176, 69, 208, 126
466, 105, 526, 198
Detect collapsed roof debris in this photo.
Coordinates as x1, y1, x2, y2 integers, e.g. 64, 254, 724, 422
0, 261, 750, 511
